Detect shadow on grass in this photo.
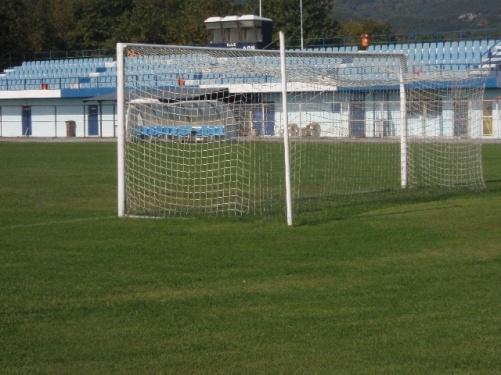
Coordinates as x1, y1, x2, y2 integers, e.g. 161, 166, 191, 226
125, 183, 501, 229
294, 185, 498, 226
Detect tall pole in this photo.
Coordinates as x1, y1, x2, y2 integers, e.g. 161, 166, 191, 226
300, 0, 304, 50
399, 56, 408, 189
280, 31, 293, 226
259, 0, 262, 17
117, 43, 126, 216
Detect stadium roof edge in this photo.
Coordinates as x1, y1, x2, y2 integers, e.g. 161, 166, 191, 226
0, 87, 115, 100
204, 15, 272, 23
0, 89, 61, 99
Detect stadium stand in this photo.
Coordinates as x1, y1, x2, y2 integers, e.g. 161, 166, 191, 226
0, 37, 499, 138
1, 39, 500, 91
0, 57, 116, 90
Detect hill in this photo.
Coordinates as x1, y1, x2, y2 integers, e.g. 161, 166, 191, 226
335, 0, 501, 33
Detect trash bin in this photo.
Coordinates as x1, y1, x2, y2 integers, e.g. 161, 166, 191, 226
66, 121, 76, 137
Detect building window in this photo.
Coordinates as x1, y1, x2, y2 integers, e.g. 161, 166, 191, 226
330, 102, 341, 113
483, 101, 493, 136
407, 98, 442, 118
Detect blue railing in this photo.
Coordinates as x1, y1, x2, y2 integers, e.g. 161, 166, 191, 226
480, 39, 501, 66
0, 73, 277, 91
0, 75, 117, 91
0, 49, 114, 72
287, 28, 501, 49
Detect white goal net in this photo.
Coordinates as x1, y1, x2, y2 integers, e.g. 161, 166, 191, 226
117, 39, 485, 224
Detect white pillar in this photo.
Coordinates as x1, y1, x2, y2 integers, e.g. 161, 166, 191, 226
496, 100, 500, 138
399, 56, 408, 189
117, 43, 126, 217
280, 31, 293, 226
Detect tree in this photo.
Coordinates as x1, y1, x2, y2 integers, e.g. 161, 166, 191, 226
338, 19, 395, 44
0, 1, 27, 66
261, 0, 339, 47
67, 0, 134, 50
47, 0, 76, 50
111, 0, 182, 45
0, 0, 396, 71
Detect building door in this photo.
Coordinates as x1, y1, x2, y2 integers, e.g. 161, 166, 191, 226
453, 100, 468, 137
87, 105, 99, 136
252, 102, 275, 136
350, 95, 366, 137
22, 106, 32, 136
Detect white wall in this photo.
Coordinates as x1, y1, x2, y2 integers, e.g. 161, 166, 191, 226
494, 101, 501, 138
267, 93, 497, 140
0, 98, 116, 137
470, 101, 483, 138
0, 95, 498, 139
32, 105, 57, 137
442, 101, 454, 137
57, 104, 85, 137
1, 106, 22, 137
100, 103, 116, 137
365, 101, 400, 137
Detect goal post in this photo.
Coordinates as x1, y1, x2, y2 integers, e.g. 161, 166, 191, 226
399, 57, 408, 189
117, 42, 126, 217
279, 31, 293, 226
116, 39, 485, 223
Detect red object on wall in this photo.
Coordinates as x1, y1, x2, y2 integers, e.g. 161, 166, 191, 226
360, 33, 371, 50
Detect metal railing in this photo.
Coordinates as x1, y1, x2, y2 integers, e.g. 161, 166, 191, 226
0, 75, 117, 91
0, 48, 115, 71
480, 39, 501, 67
286, 28, 501, 49
0, 63, 497, 92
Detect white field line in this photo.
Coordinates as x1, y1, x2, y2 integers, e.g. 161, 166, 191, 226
0, 216, 116, 230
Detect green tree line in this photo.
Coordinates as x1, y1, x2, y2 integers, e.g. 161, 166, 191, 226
0, 0, 393, 68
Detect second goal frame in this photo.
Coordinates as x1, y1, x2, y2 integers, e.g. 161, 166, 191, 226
116, 35, 485, 225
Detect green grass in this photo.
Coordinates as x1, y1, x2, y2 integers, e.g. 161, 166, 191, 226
1, 142, 501, 374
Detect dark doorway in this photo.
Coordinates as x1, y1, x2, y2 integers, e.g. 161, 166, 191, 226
349, 95, 366, 137
87, 105, 99, 136
22, 106, 32, 136
253, 102, 275, 136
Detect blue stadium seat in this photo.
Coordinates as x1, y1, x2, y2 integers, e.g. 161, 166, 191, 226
435, 47, 444, 64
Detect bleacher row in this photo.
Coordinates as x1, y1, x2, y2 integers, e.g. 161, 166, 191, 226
0, 39, 499, 91
137, 125, 225, 138
0, 57, 116, 90
333, 39, 499, 65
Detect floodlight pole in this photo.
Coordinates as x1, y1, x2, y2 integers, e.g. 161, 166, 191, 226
117, 43, 126, 216
300, 0, 304, 50
259, 0, 262, 16
280, 31, 293, 226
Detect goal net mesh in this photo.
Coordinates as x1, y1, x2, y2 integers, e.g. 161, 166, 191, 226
121, 44, 485, 219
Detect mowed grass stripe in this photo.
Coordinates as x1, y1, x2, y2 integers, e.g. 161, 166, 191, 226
0, 142, 500, 374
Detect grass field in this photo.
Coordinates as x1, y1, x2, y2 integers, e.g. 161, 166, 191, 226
1, 142, 501, 374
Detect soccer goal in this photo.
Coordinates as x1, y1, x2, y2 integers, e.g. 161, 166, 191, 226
116, 33, 485, 225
